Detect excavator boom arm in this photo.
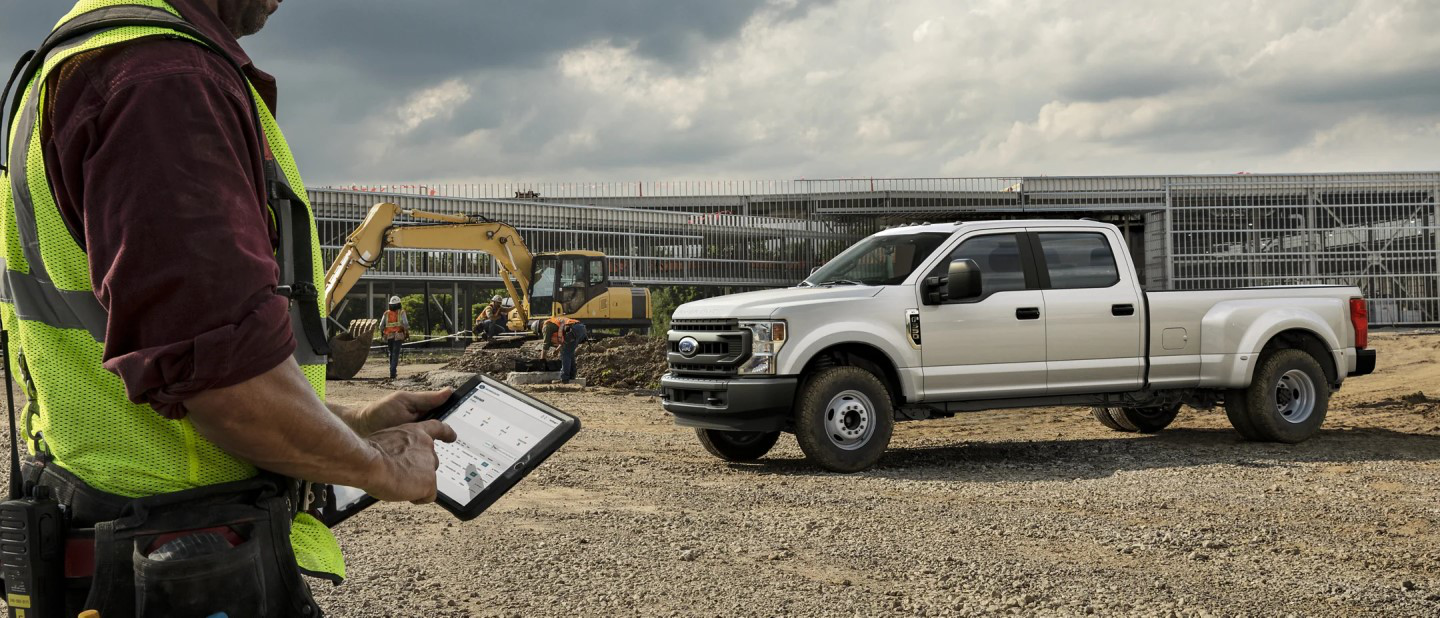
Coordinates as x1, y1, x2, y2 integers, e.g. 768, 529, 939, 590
322, 203, 535, 322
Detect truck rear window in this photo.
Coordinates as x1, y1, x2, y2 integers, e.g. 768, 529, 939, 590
1037, 233, 1121, 289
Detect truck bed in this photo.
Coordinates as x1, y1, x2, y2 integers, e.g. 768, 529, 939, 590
1145, 285, 1361, 390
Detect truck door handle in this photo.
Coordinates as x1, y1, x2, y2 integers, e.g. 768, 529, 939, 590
1015, 307, 1041, 320
1112, 303, 1135, 317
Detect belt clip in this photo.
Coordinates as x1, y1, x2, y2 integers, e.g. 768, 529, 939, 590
278, 282, 317, 301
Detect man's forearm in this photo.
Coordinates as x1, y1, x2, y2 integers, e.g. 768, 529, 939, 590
325, 401, 367, 434
186, 358, 379, 488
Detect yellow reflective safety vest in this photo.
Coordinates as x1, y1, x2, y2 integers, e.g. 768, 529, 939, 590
0, 0, 343, 581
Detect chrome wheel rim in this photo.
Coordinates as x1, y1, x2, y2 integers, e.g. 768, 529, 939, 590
1274, 369, 1316, 424
824, 390, 876, 451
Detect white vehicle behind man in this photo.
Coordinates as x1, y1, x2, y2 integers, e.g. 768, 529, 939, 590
660, 220, 1376, 472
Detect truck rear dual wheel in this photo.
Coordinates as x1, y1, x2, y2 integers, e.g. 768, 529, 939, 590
1092, 404, 1181, 433
793, 366, 895, 473
695, 429, 781, 462
1225, 348, 1330, 443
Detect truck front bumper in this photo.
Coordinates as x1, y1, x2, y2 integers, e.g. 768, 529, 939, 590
660, 374, 797, 432
1350, 348, 1377, 377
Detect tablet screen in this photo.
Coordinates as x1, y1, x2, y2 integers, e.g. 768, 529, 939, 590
436, 382, 566, 504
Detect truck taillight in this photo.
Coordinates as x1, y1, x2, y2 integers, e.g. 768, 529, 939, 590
1349, 298, 1368, 349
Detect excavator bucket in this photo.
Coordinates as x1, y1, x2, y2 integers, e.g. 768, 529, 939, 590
326, 318, 379, 380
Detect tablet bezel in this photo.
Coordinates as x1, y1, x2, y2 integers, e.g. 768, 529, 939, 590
321, 374, 580, 525
429, 375, 581, 520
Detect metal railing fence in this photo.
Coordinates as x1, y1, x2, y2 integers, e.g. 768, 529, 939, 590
318, 171, 1440, 325
309, 188, 857, 287
1165, 178, 1439, 326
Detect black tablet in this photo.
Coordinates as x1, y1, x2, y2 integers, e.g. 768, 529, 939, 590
322, 375, 581, 525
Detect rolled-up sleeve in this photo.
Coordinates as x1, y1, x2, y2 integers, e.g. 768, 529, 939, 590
45, 42, 296, 419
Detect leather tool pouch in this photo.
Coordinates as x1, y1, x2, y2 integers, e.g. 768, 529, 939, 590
81, 477, 322, 618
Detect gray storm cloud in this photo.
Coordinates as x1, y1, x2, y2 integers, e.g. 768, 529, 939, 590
4, 0, 1439, 184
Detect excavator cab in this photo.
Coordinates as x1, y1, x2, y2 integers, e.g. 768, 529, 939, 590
530, 252, 611, 318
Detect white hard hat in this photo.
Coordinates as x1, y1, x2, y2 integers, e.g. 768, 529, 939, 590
389, 295, 401, 304
491, 294, 504, 303
502, 298, 515, 308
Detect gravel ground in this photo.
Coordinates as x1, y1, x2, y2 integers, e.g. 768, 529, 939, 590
311, 331, 1440, 617
2, 334, 1436, 617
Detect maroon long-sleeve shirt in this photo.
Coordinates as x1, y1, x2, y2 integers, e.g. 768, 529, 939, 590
40, 0, 297, 418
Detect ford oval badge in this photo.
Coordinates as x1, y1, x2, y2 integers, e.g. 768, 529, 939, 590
678, 337, 700, 357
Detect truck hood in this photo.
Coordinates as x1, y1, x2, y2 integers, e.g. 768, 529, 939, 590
672, 286, 883, 320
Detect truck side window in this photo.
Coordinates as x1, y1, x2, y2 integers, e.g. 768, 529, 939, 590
936, 233, 1027, 297
1037, 233, 1120, 289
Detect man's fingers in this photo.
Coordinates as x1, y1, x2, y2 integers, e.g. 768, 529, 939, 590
425, 388, 453, 407
418, 419, 458, 443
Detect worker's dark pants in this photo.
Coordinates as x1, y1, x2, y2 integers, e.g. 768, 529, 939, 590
560, 323, 588, 382
478, 320, 509, 339
387, 339, 403, 378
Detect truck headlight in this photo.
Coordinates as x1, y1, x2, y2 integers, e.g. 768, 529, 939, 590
738, 320, 787, 375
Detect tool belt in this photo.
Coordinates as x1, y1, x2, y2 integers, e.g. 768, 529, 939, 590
25, 459, 324, 618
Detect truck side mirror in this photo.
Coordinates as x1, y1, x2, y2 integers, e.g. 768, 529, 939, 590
946, 259, 982, 301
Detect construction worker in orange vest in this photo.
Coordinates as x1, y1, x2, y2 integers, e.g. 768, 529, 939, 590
540, 316, 587, 383
383, 295, 410, 379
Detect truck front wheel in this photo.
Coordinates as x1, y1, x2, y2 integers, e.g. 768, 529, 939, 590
695, 429, 781, 462
793, 367, 894, 473
1225, 348, 1330, 443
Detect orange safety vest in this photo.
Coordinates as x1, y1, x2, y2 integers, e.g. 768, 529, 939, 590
384, 309, 406, 335
547, 317, 579, 345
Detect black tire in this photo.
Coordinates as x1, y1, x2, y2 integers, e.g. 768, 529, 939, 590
793, 366, 894, 473
1224, 348, 1329, 443
1092, 407, 1127, 431
1224, 390, 1261, 441
694, 429, 780, 462
1093, 404, 1181, 433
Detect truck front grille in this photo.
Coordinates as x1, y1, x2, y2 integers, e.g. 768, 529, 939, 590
670, 340, 732, 355
667, 319, 748, 377
669, 319, 738, 333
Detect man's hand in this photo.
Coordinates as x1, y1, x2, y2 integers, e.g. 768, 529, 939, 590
186, 359, 456, 503
363, 420, 459, 504
348, 388, 452, 436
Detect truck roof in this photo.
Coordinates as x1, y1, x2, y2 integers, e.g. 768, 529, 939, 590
874, 219, 1115, 236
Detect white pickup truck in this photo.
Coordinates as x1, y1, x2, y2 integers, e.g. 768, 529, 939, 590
660, 220, 1376, 472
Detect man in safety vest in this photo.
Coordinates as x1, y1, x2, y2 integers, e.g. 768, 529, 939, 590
384, 295, 411, 379
474, 294, 510, 341
541, 317, 589, 384
1, 0, 457, 614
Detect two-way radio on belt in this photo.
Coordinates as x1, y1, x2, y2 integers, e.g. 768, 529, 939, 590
0, 331, 66, 617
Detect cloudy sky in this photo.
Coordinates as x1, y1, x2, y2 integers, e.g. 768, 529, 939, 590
6, 0, 1440, 185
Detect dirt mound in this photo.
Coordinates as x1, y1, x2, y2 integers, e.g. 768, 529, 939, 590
1357, 391, 1440, 411
440, 334, 667, 389
442, 341, 545, 377
576, 334, 668, 389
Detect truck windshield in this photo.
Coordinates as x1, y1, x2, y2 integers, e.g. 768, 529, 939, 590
803, 232, 951, 286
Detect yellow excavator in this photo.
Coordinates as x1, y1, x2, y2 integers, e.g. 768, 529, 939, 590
322, 202, 652, 379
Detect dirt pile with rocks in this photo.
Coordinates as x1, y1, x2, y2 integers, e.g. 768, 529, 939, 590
440, 334, 667, 389
440, 340, 545, 377
575, 334, 668, 389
